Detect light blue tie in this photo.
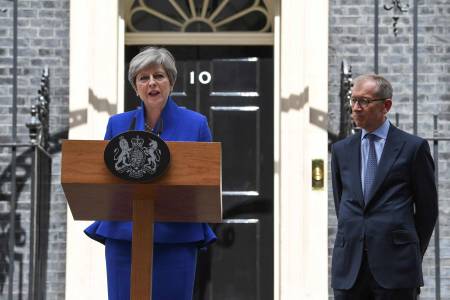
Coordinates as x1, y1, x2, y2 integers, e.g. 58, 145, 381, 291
364, 133, 378, 204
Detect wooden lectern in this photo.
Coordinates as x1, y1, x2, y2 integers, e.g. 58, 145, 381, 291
61, 140, 222, 300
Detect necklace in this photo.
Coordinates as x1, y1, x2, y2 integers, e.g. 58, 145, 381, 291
144, 119, 163, 136
144, 122, 152, 132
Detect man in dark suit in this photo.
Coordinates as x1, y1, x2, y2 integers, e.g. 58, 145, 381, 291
331, 74, 438, 299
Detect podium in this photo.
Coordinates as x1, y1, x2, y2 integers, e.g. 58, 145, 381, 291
61, 140, 222, 300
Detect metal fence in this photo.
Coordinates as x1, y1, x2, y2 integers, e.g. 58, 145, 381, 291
0, 144, 51, 300
0, 67, 52, 299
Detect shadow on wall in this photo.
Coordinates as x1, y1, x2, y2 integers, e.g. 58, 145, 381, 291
89, 88, 117, 115
0, 129, 68, 296
279, 86, 335, 149
0, 214, 26, 294
0, 87, 117, 295
280, 86, 309, 113
69, 88, 117, 130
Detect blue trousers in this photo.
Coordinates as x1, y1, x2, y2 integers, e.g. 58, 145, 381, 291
105, 239, 198, 300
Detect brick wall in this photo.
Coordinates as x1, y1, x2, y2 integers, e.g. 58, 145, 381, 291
328, 0, 450, 299
0, 0, 69, 299
1, 0, 450, 299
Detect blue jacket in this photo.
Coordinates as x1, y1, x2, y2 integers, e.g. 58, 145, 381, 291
331, 124, 438, 289
84, 97, 216, 246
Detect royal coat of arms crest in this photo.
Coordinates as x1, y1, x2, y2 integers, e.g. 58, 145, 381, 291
104, 131, 170, 182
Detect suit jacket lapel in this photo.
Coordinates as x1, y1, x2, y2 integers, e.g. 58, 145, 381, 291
160, 97, 179, 138
134, 104, 145, 131
364, 125, 405, 209
347, 131, 365, 207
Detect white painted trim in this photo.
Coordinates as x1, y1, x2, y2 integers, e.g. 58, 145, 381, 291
276, 0, 328, 299
66, 1, 122, 299
304, 0, 329, 297
273, 9, 281, 300
117, 2, 126, 114
125, 32, 274, 45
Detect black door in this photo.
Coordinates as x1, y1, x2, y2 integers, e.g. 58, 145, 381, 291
125, 46, 274, 300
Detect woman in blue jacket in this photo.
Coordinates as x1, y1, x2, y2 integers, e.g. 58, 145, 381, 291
84, 47, 216, 300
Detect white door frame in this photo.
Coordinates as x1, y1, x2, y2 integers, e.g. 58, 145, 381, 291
66, 1, 329, 299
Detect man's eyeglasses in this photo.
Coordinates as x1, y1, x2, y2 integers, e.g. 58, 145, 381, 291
350, 97, 387, 108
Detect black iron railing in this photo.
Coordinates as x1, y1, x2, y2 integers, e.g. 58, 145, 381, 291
339, 60, 354, 140
0, 144, 51, 300
0, 68, 52, 300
